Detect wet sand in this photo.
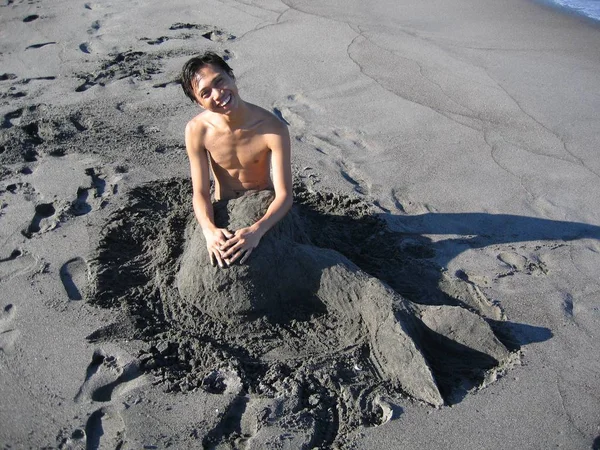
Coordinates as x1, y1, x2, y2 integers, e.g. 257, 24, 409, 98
1, 0, 599, 448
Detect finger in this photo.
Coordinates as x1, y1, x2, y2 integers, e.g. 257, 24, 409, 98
222, 229, 234, 239
220, 237, 239, 251
209, 249, 216, 266
222, 241, 244, 259
212, 249, 225, 268
227, 249, 246, 264
239, 248, 253, 264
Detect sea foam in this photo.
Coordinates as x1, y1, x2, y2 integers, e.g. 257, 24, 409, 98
544, 0, 600, 22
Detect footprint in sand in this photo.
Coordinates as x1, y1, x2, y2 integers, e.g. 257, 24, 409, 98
75, 50, 162, 92
87, 20, 101, 34
74, 350, 147, 403
22, 122, 43, 147
79, 42, 91, 54
84, 407, 126, 450
169, 22, 236, 42
1, 116, 45, 163
0, 73, 18, 81
204, 393, 319, 449
562, 292, 574, 318
497, 251, 528, 271
2, 108, 24, 128
390, 188, 435, 215
204, 382, 396, 448
311, 130, 373, 195
337, 159, 367, 195
0, 303, 19, 354
274, 97, 374, 196
0, 249, 41, 281
70, 187, 92, 216
58, 427, 86, 449
70, 168, 111, 216
22, 201, 58, 238
497, 250, 547, 277
60, 257, 88, 301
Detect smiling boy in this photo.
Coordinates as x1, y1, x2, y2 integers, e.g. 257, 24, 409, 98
181, 52, 293, 268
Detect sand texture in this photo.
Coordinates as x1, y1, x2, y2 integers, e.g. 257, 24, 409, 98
1, 0, 600, 448
87, 182, 518, 446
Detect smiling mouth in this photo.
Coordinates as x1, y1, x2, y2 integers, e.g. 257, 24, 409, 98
219, 93, 231, 107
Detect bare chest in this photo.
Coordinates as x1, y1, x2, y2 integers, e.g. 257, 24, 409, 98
205, 129, 270, 169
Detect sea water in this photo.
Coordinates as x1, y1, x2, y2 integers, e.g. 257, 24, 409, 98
541, 0, 600, 22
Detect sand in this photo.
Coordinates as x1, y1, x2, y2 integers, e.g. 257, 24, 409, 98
1, 0, 599, 448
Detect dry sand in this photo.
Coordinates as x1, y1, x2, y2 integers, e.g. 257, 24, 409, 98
1, 0, 599, 448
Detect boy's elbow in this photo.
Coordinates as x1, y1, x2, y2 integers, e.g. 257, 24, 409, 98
274, 190, 293, 210
192, 190, 211, 208
282, 192, 293, 211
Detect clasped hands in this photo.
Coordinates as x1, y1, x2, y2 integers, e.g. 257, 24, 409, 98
203, 226, 262, 268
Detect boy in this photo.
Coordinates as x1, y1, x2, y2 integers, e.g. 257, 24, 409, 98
181, 52, 292, 268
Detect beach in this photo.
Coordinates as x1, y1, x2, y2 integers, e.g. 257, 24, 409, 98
1, 0, 599, 448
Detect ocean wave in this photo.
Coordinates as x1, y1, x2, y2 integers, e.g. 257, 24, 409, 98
546, 0, 600, 21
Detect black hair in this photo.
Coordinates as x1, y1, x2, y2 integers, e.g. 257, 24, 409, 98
181, 52, 235, 103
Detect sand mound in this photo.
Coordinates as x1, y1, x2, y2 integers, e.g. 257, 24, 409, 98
88, 178, 518, 448
176, 191, 313, 321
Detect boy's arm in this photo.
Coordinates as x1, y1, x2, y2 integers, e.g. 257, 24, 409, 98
221, 119, 293, 264
185, 119, 232, 268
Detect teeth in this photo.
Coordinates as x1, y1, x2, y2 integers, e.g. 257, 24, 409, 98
221, 94, 231, 106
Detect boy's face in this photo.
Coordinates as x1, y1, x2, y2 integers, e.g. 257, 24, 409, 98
193, 64, 238, 114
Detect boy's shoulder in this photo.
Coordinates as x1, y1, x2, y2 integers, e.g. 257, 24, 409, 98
245, 102, 288, 132
185, 110, 216, 135
247, 102, 281, 120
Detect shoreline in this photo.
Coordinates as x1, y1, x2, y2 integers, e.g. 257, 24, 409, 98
531, 0, 600, 24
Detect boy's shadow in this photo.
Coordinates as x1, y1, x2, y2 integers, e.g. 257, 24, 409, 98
295, 185, 600, 352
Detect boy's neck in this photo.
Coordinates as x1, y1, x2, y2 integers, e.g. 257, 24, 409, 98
220, 99, 250, 130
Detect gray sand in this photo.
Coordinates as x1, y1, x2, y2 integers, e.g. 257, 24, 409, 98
88, 180, 517, 447
1, 0, 599, 448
